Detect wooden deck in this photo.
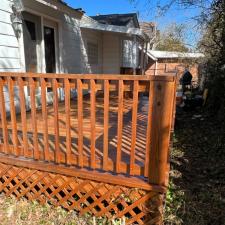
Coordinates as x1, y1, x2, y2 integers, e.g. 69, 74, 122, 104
1, 93, 149, 176
0, 72, 176, 224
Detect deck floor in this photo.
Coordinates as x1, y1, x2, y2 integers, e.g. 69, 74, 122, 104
0, 93, 150, 174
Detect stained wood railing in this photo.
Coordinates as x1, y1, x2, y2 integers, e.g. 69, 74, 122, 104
0, 73, 176, 188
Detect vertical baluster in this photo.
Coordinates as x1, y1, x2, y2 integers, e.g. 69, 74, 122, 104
18, 77, 29, 157
90, 79, 96, 169
144, 81, 154, 177
29, 77, 39, 160
77, 79, 83, 167
130, 80, 139, 175
116, 80, 124, 173
52, 78, 60, 164
103, 80, 109, 171
0, 77, 9, 154
8, 77, 19, 156
65, 78, 72, 165
41, 78, 50, 161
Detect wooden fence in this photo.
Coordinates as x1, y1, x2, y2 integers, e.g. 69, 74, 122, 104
0, 72, 176, 224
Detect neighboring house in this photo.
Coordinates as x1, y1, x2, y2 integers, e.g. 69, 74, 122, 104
145, 50, 204, 83
0, 0, 153, 114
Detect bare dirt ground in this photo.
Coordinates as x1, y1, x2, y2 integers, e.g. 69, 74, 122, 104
165, 109, 225, 225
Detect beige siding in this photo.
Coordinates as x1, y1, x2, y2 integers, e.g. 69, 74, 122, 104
102, 33, 121, 74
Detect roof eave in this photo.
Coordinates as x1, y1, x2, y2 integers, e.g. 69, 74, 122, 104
80, 20, 146, 38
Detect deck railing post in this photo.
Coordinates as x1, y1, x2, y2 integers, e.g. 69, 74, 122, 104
148, 78, 176, 186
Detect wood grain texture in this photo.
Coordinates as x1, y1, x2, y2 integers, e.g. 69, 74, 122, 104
18, 77, 28, 157
41, 78, 50, 161
52, 79, 60, 164
77, 79, 84, 167
8, 77, 18, 156
29, 77, 39, 160
148, 80, 176, 185
0, 78, 9, 154
90, 79, 96, 169
103, 80, 109, 171
116, 80, 124, 173
64, 78, 72, 165
130, 80, 139, 175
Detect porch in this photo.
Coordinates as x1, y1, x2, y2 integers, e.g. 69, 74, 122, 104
0, 72, 176, 224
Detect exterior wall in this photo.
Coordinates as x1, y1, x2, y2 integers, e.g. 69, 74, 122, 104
0, 0, 23, 115
80, 28, 103, 74
22, 0, 85, 74
0, 0, 22, 72
146, 58, 200, 83
102, 33, 121, 74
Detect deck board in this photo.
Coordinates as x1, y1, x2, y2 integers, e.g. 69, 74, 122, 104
0, 93, 149, 176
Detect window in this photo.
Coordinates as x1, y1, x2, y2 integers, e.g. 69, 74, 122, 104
24, 20, 36, 41
122, 39, 138, 68
87, 42, 98, 65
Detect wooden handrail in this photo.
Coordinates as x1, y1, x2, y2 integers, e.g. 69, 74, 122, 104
0, 72, 175, 81
0, 72, 176, 187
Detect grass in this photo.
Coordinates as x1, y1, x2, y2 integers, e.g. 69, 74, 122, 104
0, 109, 224, 225
0, 195, 90, 225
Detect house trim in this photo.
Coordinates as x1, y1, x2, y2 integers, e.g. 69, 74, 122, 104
80, 20, 145, 38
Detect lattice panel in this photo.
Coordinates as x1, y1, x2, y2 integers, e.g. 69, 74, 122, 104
0, 163, 163, 225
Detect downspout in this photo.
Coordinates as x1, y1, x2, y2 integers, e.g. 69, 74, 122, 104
140, 41, 145, 75
133, 35, 137, 75
143, 41, 148, 75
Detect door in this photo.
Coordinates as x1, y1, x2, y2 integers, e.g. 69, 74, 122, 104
43, 19, 58, 74
44, 26, 56, 73
22, 12, 42, 73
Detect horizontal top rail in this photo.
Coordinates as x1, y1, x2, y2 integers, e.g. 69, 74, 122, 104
0, 72, 176, 82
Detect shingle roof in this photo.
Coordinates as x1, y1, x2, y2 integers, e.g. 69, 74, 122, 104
91, 13, 139, 28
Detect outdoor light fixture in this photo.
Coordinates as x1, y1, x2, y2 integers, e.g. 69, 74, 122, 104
10, 0, 24, 38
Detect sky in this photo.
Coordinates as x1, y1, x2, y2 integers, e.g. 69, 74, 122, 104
65, 0, 203, 48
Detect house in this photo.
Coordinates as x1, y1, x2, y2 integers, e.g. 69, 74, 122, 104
145, 50, 204, 83
0, 2, 177, 221
0, 0, 153, 113
0, 0, 151, 75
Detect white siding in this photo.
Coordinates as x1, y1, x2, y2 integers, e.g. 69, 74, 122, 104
0, 9, 12, 23
1, 0, 13, 13
0, 0, 22, 114
0, 0, 21, 71
81, 28, 103, 74
102, 33, 121, 74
